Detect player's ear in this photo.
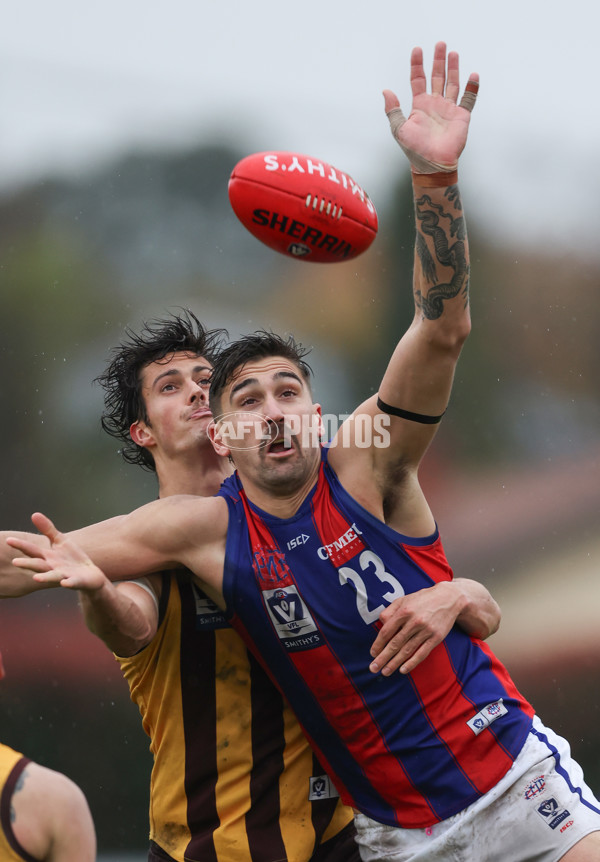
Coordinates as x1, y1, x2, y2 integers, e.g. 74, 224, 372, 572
208, 419, 231, 459
130, 420, 155, 448
314, 403, 325, 438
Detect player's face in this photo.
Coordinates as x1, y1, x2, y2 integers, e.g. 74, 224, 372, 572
132, 352, 213, 459
211, 356, 322, 492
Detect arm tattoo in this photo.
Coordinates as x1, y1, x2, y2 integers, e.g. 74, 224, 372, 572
414, 184, 470, 320
10, 770, 27, 823
415, 232, 437, 285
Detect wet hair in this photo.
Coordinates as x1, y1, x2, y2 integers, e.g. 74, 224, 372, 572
96, 309, 227, 471
208, 330, 313, 416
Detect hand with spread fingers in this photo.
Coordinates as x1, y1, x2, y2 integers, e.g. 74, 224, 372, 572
384, 40, 479, 174
7, 512, 106, 592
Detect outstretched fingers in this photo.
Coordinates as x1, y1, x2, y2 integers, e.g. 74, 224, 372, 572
429, 41, 447, 97
385, 41, 478, 171
382, 88, 400, 113
444, 50, 460, 103
409, 41, 477, 109
6, 512, 68, 578
7, 539, 52, 573
383, 88, 408, 145
30, 512, 62, 543
410, 46, 427, 97
459, 73, 480, 112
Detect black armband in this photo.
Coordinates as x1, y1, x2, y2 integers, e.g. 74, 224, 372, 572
376, 396, 445, 425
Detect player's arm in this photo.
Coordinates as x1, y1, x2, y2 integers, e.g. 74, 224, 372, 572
329, 44, 477, 512
0, 516, 141, 597
370, 162, 471, 467
6, 494, 226, 601
80, 576, 161, 657
452, 576, 500, 639
10, 761, 96, 862
1, 525, 160, 652
377, 43, 477, 453
24, 526, 162, 654
369, 576, 500, 677
1, 511, 168, 596
0, 531, 55, 596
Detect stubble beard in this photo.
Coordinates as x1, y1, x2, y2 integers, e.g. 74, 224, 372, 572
255, 441, 320, 496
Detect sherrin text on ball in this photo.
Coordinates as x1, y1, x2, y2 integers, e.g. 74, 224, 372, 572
228, 151, 378, 263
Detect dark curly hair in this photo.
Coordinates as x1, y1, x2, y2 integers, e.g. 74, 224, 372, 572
96, 309, 227, 471
208, 330, 313, 417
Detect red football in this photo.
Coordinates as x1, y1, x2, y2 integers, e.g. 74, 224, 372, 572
228, 151, 378, 263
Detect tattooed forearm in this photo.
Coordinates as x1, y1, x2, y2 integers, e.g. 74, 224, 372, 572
416, 232, 437, 285
414, 185, 470, 320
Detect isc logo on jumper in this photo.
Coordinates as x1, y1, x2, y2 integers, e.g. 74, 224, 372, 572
287, 533, 310, 551
263, 585, 322, 650
467, 698, 508, 735
535, 797, 571, 830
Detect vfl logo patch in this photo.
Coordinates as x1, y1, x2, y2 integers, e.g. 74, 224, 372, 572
192, 584, 229, 630
467, 699, 508, 735
263, 585, 322, 651
308, 774, 340, 801
535, 797, 571, 830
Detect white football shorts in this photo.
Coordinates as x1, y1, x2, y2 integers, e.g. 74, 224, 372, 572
354, 715, 600, 862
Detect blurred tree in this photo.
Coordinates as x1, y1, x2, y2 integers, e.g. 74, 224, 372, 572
0, 222, 126, 528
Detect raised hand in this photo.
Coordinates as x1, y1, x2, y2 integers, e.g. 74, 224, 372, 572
384, 41, 479, 173
7, 513, 107, 592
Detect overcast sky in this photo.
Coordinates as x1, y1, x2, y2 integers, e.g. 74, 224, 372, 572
2, 0, 599, 252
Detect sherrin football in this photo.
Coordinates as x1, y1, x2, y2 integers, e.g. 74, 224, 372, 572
228, 151, 378, 263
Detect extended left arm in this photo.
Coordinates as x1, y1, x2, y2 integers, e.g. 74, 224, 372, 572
329, 43, 479, 524
369, 577, 500, 676
376, 42, 478, 464
0, 531, 54, 597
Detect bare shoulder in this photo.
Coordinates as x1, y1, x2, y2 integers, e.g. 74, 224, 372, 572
326, 397, 436, 535
11, 761, 96, 860
15, 760, 85, 804
154, 493, 228, 535
67, 495, 229, 586
142, 492, 226, 516
327, 394, 385, 513
117, 493, 228, 547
